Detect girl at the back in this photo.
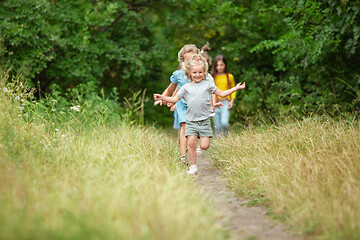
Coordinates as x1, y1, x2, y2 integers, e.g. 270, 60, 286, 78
211, 55, 237, 137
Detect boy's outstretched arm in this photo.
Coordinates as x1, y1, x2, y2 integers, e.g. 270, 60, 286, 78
153, 94, 180, 104
154, 82, 178, 106
214, 82, 245, 98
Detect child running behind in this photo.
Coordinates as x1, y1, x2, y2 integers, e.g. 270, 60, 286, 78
154, 44, 199, 164
153, 54, 246, 175
154, 43, 212, 164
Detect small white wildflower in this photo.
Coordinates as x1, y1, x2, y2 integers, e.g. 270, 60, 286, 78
33, 179, 36, 184
3, 87, 8, 92
61, 135, 66, 138
70, 105, 80, 112
19, 106, 24, 111
15, 96, 20, 101
55, 128, 59, 132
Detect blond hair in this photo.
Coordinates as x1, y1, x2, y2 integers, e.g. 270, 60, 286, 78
181, 54, 209, 80
177, 44, 200, 63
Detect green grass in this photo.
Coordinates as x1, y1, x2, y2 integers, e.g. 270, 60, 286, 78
210, 117, 360, 239
0, 76, 228, 240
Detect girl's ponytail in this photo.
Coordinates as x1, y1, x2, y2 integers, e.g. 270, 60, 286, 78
200, 42, 211, 53
200, 42, 212, 66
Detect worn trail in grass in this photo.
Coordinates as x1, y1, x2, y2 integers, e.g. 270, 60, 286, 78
194, 153, 301, 240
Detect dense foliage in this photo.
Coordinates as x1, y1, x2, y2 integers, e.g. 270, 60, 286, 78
1, 0, 359, 126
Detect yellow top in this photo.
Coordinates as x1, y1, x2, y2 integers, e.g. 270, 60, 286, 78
214, 73, 236, 100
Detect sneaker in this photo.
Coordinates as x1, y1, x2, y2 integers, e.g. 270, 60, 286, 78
179, 155, 189, 166
187, 165, 198, 175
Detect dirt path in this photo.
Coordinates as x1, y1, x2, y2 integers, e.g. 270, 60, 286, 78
195, 153, 302, 240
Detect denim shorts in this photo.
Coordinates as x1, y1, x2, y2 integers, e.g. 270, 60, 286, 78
185, 118, 213, 138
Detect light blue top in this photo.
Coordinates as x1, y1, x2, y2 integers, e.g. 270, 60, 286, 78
170, 70, 190, 106
170, 70, 190, 88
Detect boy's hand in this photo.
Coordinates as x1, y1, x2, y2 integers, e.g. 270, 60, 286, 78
153, 94, 162, 101
154, 100, 163, 106
170, 104, 176, 112
214, 102, 223, 108
236, 82, 246, 90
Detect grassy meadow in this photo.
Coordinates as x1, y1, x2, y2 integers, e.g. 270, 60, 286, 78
210, 117, 360, 240
2, 73, 360, 240
0, 76, 227, 240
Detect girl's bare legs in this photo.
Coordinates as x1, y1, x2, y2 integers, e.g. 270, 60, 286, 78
180, 123, 187, 156
188, 136, 211, 165
197, 136, 211, 153
187, 135, 198, 165
199, 137, 210, 150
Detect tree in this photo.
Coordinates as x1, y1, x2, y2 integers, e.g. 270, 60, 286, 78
0, 0, 165, 97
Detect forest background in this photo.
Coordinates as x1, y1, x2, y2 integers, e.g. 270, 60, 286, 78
1, 0, 359, 126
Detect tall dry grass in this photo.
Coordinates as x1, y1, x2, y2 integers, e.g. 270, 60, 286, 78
210, 117, 360, 239
0, 76, 228, 240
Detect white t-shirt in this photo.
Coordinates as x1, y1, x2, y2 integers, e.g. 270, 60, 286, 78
177, 80, 217, 121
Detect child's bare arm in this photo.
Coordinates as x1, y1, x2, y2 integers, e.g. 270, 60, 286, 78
167, 85, 179, 107
162, 83, 177, 96
214, 82, 245, 98
154, 83, 178, 106
211, 94, 223, 109
153, 94, 180, 104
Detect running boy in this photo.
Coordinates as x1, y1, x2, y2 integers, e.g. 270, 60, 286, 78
153, 54, 246, 175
